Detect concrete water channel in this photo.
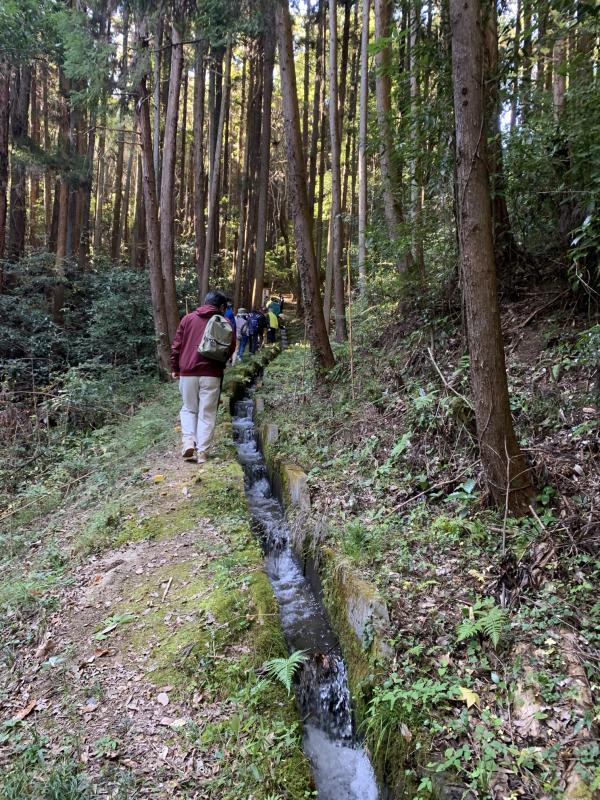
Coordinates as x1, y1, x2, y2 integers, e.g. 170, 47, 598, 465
232, 388, 379, 800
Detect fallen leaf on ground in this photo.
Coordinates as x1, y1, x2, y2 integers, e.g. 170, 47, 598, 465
458, 686, 480, 709
159, 717, 189, 729
153, 474, 165, 483
35, 637, 54, 660
11, 699, 38, 721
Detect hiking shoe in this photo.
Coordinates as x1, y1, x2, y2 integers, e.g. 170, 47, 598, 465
182, 441, 195, 459
196, 452, 208, 465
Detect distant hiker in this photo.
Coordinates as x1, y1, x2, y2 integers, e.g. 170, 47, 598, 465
279, 313, 288, 349
224, 301, 235, 328
257, 309, 268, 348
171, 290, 236, 464
247, 309, 261, 354
234, 307, 250, 362
267, 308, 279, 344
268, 296, 281, 317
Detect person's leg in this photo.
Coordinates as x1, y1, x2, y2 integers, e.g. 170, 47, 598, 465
195, 376, 222, 461
179, 377, 199, 458
239, 335, 248, 358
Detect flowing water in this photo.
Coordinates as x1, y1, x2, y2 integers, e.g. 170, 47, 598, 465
232, 393, 379, 800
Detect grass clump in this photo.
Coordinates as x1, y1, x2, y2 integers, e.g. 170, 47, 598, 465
0, 735, 91, 800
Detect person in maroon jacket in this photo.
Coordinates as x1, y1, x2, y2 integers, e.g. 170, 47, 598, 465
170, 290, 236, 463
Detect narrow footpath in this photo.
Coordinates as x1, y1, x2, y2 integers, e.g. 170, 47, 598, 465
1, 354, 313, 799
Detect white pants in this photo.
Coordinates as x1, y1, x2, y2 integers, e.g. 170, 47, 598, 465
179, 376, 221, 455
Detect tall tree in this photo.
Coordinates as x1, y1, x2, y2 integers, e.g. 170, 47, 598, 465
53, 67, 70, 324
409, 0, 425, 273
203, 43, 232, 296
374, 0, 412, 270
193, 37, 208, 298
275, 0, 335, 372
357, 0, 370, 293
7, 65, 32, 262
0, 58, 10, 273
450, 0, 533, 513
93, 100, 108, 254
308, 0, 325, 213
159, 16, 185, 340
328, 0, 347, 341
134, 19, 171, 377
484, 0, 518, 282
253, 6, 276, 309
111, 6, 130, 262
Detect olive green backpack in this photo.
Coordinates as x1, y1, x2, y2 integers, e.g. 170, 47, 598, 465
197, 315, 233, 362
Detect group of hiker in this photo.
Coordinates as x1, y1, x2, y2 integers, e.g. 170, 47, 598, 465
226, 298, 285, 362
170, 290, 286, 464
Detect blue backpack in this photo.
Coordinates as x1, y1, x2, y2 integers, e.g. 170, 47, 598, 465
247, 313, 260, 335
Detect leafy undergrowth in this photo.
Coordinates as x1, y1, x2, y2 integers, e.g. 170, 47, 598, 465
1, 351, 313, 799
258, 293, 599, 799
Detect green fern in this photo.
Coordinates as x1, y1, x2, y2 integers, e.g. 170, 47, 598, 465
455, 599, 508, 649
478, 606, 508, 648
456, 617, 479, 643
263, 650, 308, 695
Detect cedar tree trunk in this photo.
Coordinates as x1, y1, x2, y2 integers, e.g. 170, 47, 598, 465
450, 0, 534, 513
275, 0, 335, 372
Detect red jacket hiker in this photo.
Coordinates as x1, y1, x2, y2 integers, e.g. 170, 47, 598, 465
170, 304, 236, 378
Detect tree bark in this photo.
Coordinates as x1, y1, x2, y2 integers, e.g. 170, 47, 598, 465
409, 0, 425, 273
93, 102, 107, 254
178, 67, 188, 234
134, 21, 171, 377
121, 142, 135, 250
153, 18, 163, 192
193, 38, 208, 299
208, 45, 224, 258
552, 34, 566, 122
308, 0, 325, 213
53, 67, 70, 324
29, 65, 40, 249
253, 8, 276, 309
234, 49, 256, 309
358, 0, 370, 293
535, 0, 548, 93
374, 0, 412, 269
328, 0, 347, 341
203, 44, 232, 295
7, 64, 31, 262
450, 0, 533, 513
315, 106, 327, 276
111, 6, 129, 262
302, 9, 312, 157
484, 0, 518, 284
510, 0, 521, 130
219, 68, 231, 254
160, 21, 185, 340
78, 107, 96, 266
0, 58, 10, 273
275, 0, 335, 372
131, 153, 146, 269
42, 64, 52, 245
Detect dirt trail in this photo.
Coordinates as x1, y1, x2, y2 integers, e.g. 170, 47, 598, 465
1, 414, 305, 799
3, 441, 227, 795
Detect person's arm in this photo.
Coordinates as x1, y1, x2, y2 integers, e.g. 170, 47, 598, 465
170, 318, 185, 377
